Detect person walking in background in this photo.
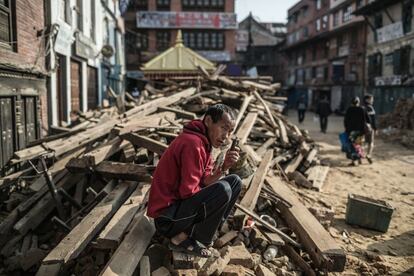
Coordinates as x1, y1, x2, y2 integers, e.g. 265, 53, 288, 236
344, 96, 370, 166
316, 95, 332, 133
297, 95, 307, 123
363, 94, 376, 164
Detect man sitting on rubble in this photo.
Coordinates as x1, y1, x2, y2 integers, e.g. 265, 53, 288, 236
147, 104, 241, 258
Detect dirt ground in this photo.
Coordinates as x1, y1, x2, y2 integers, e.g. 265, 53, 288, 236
286, 111, 414, 276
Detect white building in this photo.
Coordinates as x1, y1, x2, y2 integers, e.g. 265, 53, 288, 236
46, 0, 125, 126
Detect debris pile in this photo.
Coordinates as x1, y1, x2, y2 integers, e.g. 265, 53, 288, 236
0, 67, 345, 275
379, 98, 414, 148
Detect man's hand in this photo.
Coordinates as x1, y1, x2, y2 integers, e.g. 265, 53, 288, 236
222, 149, 240, 171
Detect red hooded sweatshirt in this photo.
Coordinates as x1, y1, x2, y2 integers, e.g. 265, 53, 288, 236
147, 119, 213, 218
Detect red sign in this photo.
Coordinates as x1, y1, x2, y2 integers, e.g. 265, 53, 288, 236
137, 11, 237, 29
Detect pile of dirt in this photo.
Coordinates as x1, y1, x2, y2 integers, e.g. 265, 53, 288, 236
378, 98, 414, 149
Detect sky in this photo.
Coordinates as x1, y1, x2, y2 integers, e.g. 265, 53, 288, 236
235, 0, 299, 23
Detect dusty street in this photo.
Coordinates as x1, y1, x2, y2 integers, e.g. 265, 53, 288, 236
287, 111, 414, 275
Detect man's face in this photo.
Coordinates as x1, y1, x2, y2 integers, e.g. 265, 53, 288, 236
205, 112, 235, 148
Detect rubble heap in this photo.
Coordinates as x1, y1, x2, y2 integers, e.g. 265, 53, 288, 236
378, 98, 414, 148
0, 67, 345, 275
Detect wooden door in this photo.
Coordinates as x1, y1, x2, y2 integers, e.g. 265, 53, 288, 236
0, 97, 14, 170
87, 66, 98, 110
24, 97, 37, 144
56, 54, 66, 123
70, 60, 81, 113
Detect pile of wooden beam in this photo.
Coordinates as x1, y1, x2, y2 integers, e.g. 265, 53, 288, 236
0, 68, 344, 275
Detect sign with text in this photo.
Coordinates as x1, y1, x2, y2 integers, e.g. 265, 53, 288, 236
377, 22, 404, 44
75, 33, 97, 60
375, 75, 402, 86
136, 11, 237, 29
54, 23, 73, 56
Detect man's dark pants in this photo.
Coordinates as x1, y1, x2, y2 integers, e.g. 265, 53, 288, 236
298, 109, 306, 123
320, 115, 328, 132
154, 174, 242, 245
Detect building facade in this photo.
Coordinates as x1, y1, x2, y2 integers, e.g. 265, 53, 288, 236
328, 0, 367, 112
355, 0, 414, 114
285, 0, 332, 109
236, 14, 287, 83
124, 0, 237, 89
285, 0, 367, 112
0, 0, 46, 173
46, 0, 125, 126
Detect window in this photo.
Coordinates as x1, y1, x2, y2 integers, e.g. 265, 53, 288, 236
316, 0, 321, 10
324, 42, 329, 58
324, 66, 329, 80
393, 46, 411, 75
374, 13, 383, 29
157, 0, 170, 10
182, 0, 224, 11
403, 0, 412, 34
183, 31, 224, 50
125, 31, 148, 52
75, 0, 83, 31
368, 53, 382, 84
337, 35, 343, 47
312, 45, 317, 61
356, 0, 363, 9
333, 11, 340, 27
156, 31, 170, 50
0, 0, 14, 49
316, 19, 321, 31
351, 29, 358, 48
103, 18, 109, 45
343, 5, 353, 23
303, 26, 309, 38
303, 7, 308, 17
90, 0, 96, 41
350, 63, 357, 73
59, 0, 72, 24
322, 15, 328, 29
312, 66, 316, 78
133, 0, 148, 10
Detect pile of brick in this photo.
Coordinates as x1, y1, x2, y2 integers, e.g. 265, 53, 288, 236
379, 98, 414, 148
0, 67, 345, 275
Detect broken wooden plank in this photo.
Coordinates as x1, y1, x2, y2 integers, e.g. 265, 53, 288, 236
239, 144, 261, 165
265, 176, 346, 271
121, 133, 168, 156
94, 161, 154, 182
12, 173, 83, 236
158, 106, 197, 120
235, 112, 258, 144
125, 87, 196, 118
42, 182, 136, 265
303, 148, 317, 168
275, 116, 289, 144
12, 89, 194, 165
96, 184, 150, 249
112, 111, 176, 136
239, 150, 273, 211
100, 214, 155, 276
284, 153, 304, 175
234, 95, 253, 131
253, 90, 277, 129
307, 165, 330, 191
255, 137, 276, 157
243, 80, 277, 92
283, 245, 316, 276
66, 138, 129, 172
